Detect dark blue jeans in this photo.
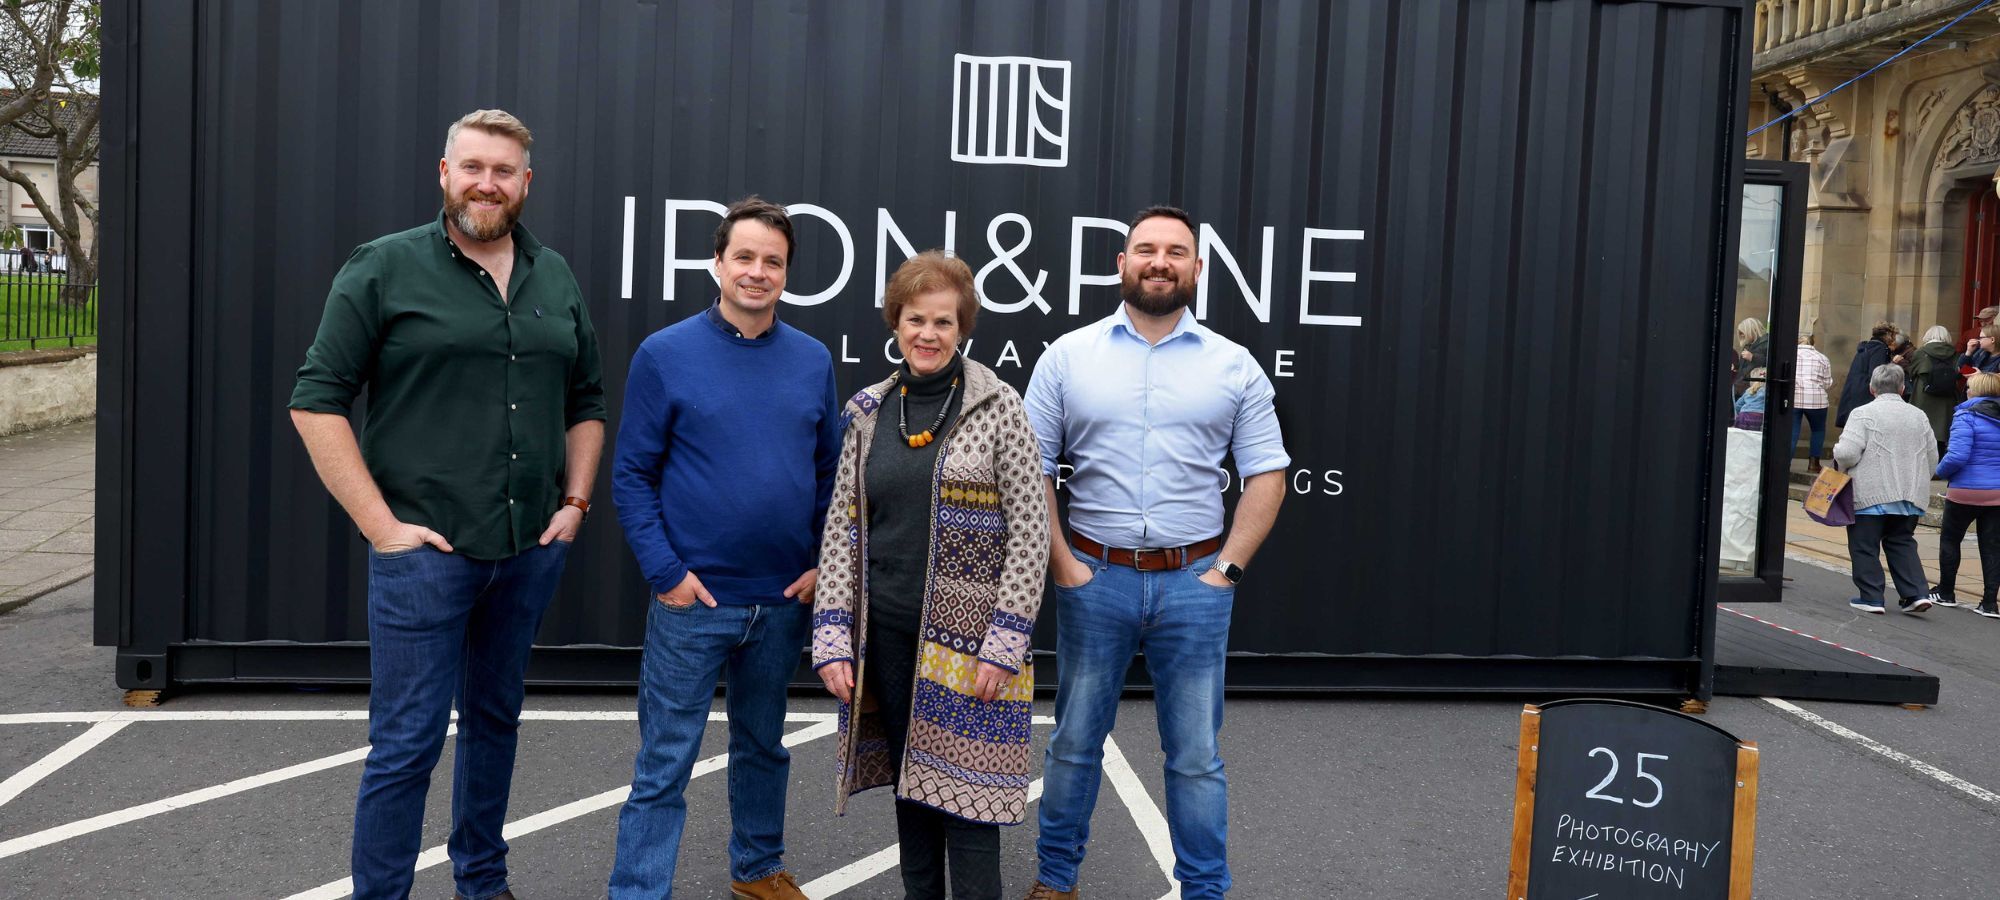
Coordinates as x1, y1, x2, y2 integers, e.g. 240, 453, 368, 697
1792, 407, 1828, 461
609, 598, 810, 898
350, 540, 570, 900
1036, 548, 1235, 899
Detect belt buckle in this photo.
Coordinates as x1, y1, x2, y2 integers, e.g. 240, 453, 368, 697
1132, 547, 1181, 570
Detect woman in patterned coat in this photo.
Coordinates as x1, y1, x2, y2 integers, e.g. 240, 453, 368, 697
812, 251, 1050, 899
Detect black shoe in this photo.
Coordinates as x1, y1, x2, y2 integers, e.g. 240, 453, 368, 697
1899, 594, 1934, 614
1977, 602, 2000, 619
1928, 587, 1960, 608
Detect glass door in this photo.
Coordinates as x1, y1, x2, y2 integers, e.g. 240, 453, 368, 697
1718, 161, 1806, 603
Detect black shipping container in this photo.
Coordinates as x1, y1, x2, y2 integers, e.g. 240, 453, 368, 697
96, 0, 1753, 694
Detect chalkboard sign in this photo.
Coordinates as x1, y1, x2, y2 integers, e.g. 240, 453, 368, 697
1506, 700, 1759, 899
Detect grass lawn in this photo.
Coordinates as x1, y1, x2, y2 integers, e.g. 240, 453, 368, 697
0, 275, 96, 354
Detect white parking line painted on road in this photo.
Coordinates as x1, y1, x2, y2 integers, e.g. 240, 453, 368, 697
1764, 697, 2000, 804
0, 726, 453, 861
0, 720, 130, 808
0, 710, 841, 725
279, 720, 840, 900
1100, 736, 1180, 900
801, 778, 1048, 896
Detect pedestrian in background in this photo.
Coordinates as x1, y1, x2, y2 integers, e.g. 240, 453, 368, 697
1834, 364, 1939, 615
1836, 322, 1898, 428
1913, 324, 1963, 457
1793, 331, 1833, 473
1931, 372, 2000, 619
1963, 306, 1999, 370
1732, 318, 1768, 398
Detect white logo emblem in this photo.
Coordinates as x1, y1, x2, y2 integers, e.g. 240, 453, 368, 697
951, 53, 1071, 168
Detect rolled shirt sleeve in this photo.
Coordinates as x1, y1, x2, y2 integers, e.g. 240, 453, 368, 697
565, 287, 609, 426
289, 245, 383, 416
1229, 351, 1290, 479
1023, 337, 1068, 478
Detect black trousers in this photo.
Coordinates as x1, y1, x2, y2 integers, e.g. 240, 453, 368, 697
1936, 500, 2000, 602
865, 619, 1002, 900
1847, 513, 1927, 603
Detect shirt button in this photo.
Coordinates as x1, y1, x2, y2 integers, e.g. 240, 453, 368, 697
511, 453, 518, 460
508, 498, 515, 505
510, 403, 517, 410
509, 354, 516, 361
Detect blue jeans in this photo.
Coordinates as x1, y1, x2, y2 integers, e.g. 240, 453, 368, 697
351, 541, 571, 900
609, 598, 810, 898
1036, 547, 1234, 899
1792, 406, 1827, 460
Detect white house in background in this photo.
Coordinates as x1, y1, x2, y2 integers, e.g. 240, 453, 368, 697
0, 92, 98, 269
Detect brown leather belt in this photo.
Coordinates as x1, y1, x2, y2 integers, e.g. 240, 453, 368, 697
1069, 532, 1222, 572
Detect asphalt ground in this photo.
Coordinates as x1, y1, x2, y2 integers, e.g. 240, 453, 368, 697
2, 567, 1998, 899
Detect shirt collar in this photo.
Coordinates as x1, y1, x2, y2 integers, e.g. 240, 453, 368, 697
706, 299, 776, 340
1110, 303, 1209, 346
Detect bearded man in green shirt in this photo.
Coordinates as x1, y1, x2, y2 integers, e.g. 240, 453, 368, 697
288, 109, 606, 900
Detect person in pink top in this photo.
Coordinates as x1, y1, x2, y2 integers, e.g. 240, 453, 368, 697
1792, 331, 1834, 473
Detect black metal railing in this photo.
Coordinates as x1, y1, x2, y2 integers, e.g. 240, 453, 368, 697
0, 269, 97, 350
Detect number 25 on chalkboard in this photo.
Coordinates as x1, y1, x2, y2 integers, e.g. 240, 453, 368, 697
1506, 700, 1759, 900
1584, 748, 1667, 808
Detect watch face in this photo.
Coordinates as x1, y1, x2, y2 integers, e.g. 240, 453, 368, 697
1216, 562, 1243, 584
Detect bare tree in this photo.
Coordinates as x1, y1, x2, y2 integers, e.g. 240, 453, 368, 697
0, 0, 99, 307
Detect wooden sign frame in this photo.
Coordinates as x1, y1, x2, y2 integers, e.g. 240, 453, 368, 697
1505, 703, 1760, 899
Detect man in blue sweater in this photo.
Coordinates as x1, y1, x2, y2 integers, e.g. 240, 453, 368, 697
608, 197, 839, 900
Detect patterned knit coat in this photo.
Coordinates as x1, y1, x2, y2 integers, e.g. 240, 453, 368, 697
811, 358, 1050, 824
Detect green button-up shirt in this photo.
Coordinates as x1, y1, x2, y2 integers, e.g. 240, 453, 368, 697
289, 211, 607, 560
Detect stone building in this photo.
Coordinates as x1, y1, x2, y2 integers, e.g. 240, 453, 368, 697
1749, 0, 2000, 364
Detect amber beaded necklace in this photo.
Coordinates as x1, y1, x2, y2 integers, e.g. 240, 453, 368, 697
897, 374, 959, 448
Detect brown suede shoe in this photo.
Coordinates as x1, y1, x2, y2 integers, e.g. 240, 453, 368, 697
731, 870, 810, 900
1023, 882, 1077, 899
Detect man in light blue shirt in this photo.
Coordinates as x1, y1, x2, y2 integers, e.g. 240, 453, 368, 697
1019, 206, 1288, 900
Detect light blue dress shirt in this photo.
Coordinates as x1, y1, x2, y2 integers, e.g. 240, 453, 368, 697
1023, 305, 1290, 549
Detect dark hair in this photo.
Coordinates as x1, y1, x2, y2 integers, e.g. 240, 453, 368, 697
883, 251, 980, 337
1870, 321, 1897, 343
1127, 205, 1195, 242
713, 196, 795, 264
1128, 206, 1184, 237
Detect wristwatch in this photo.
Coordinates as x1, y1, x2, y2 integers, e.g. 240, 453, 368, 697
562, 496, 591, 521
1210, 560, 1244, 585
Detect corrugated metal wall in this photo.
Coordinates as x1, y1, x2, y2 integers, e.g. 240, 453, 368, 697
99, 0, 1750, 690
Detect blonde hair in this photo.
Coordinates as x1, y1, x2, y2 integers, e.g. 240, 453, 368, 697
1735, 318, 1766, 350
444, 109, 533, 167
1744, 367, 1766, 395
1972, 373, 2000, 399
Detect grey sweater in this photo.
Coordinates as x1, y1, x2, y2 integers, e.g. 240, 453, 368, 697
1833, 394, 1939, 510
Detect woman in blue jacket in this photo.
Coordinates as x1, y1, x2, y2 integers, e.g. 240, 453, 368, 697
1932, 372, 2000, 618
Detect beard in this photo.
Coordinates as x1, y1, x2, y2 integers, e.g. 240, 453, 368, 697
445, 187, 524, 243
1119, 268, 1196, 317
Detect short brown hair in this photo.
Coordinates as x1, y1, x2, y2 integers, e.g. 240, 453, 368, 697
1871, 321, 1898, 343
1972, 373, 2000, 399
714, 196, 795, 263
882, 251, 979, 337
445, 109, 533, 166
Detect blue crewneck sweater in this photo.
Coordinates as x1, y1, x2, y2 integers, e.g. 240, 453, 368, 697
612, 310, 840, 604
